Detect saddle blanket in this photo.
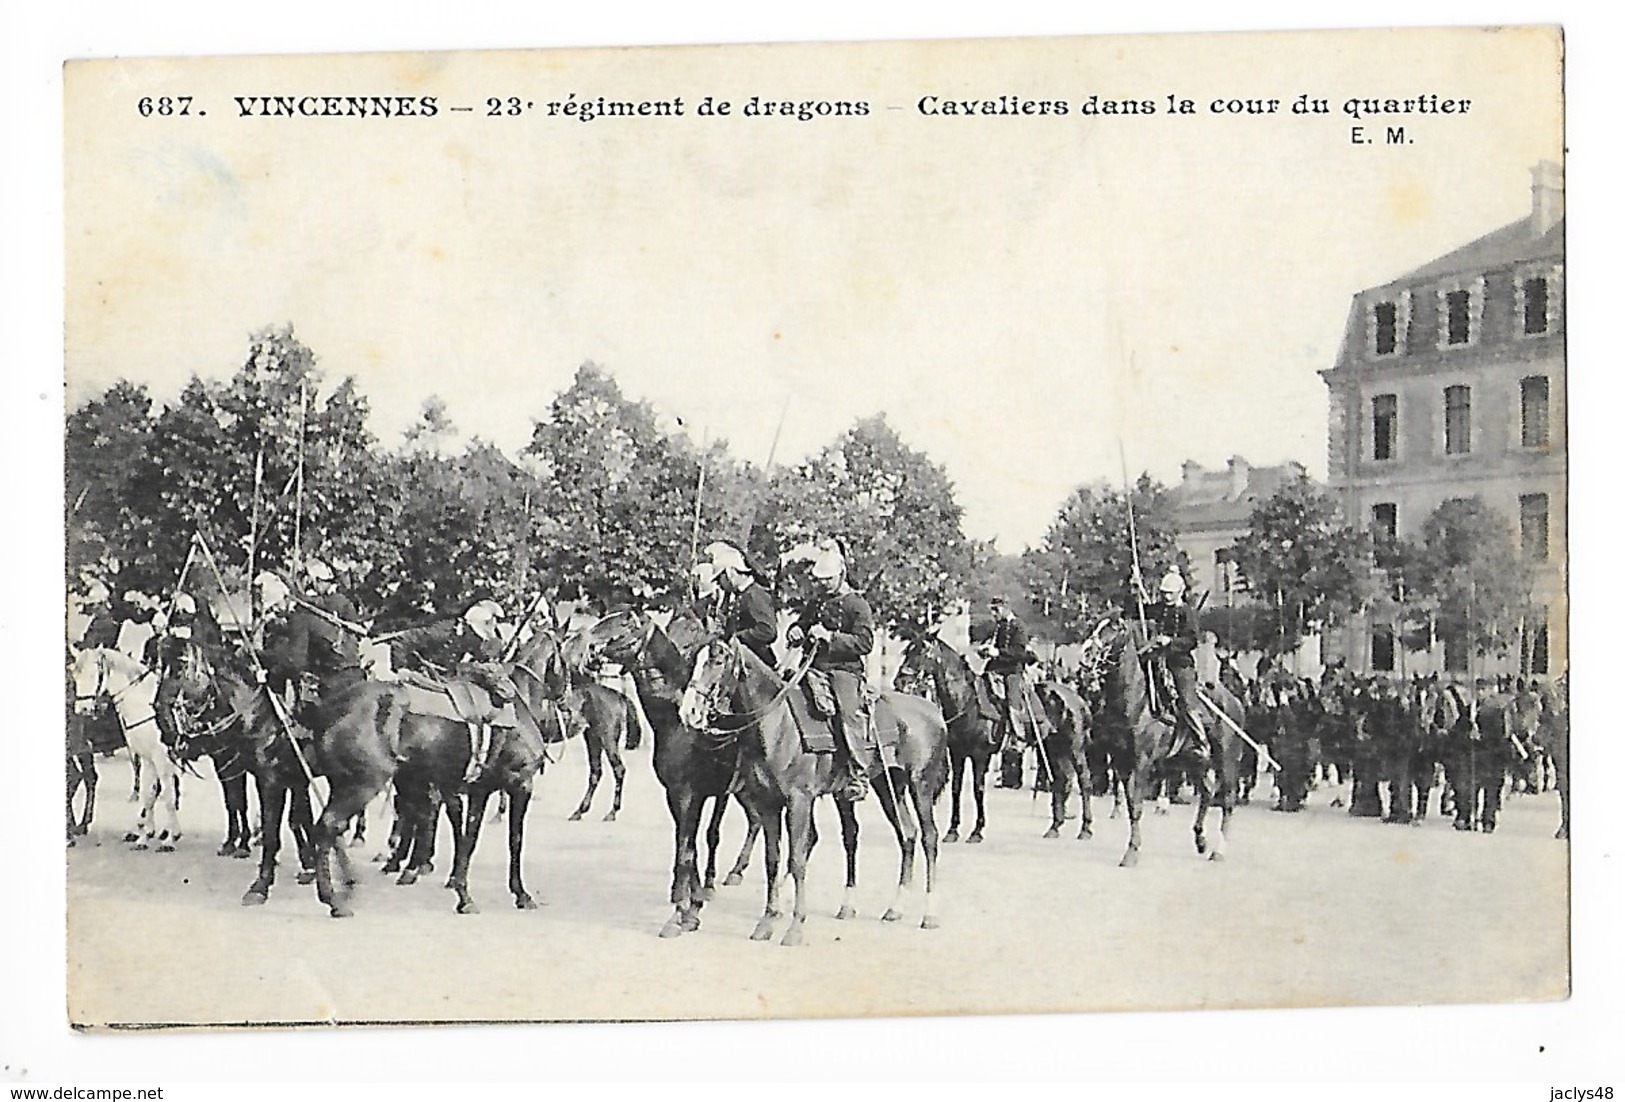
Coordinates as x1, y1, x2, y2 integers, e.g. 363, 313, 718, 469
397, 671, 517, 728
786, 684, 900, 768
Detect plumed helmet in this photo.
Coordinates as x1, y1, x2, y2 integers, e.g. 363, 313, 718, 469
810, 549, 845, 580
705, 541, 748, 574
691, 560, 722, 588
1158, 568, 1186, 596
171, 593, 197, 618
303, 558, 335, 583
464, 599, 504, 638
253, 571, 290, 607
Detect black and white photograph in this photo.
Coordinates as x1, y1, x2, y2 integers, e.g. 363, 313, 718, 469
13, 6, 1620, 1089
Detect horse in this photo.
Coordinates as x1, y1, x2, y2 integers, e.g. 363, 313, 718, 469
1086, 619, 1246, 866
680, 636, 949, 945
1035, 679, 1093, 840
69, 647, 183, 851
1539, 677, 1569, 840
156, 639, 256, 858
572, 608, 761, 938
893, 633, 1000, 845
561, 680, 637, 822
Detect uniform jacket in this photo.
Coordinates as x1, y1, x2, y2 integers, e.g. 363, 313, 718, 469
723, 581, 778, 669
986, 615, 1031, 675
793, 585, 874, 676
1149, 599, 1200, 670
391, 618, 504, 674
263, 593, 362, 684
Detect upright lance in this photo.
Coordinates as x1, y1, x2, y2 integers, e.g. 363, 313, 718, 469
1118, 440, 1157, 711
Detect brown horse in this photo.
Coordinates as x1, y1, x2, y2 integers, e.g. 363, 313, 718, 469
680, 637, 949, 945
562, 680, 637, 822
894, 633, 999, 844
1088, 618, 1247, 866
1036, 679, 1094, 840
572, 608, 760, 938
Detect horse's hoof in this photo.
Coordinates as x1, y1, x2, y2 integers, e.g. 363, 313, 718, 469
699, 885, 716, 902
456, 899, 481, 915
123, 832, 139, 843
659, 917, 686, 938
723, 873, 744, 888
966, 833, 983, 845
881, 908, 903, 923
835, 904, 857, 920
349, 836, 367, 848
568, 811, 584, 822
396, 868, 419, 887
241, 888, 268, 906
1078, 827, 1092, 840
603, 811, 617, 823
296, 869, 317, 885
329, 904, 354, 918
780, 923, 806, 947
1043, 827, 1060, 839
750, 919, 775, 942
66, 837, 76, 849
232, 847, 251, 859
157, 843, 176, 853
217, 843, 232, 857
372, 854, 387, 864
1119, 851, 1140, 868
682, 911, 701, 932
132, 842, 150, 851
921, 916, 940, 931
1209, 850, 1226, 862
943, 830, 960, 844
1195, 837, 1208, 855
515, 893, 539, 910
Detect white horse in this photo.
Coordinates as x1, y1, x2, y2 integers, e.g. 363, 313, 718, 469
70, 647, 183, 851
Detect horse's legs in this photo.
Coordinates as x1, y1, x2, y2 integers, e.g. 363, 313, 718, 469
243, 775, 287, 904
967, 747, 989, 844
726, 797, 760, 886
570, 734, 603, 821
449, 785, 491, 914
128, 752, 142, 803
660, 787, 704, 938
604, 737, 626, 822
288, 782, 318, 883
914, 770, 942, 930
700, 794, 723, 898
505, 784, 538, 909
1120, 753, 1146, 868
780, 793, 815, 947
1044, 740, 1068, 839
751, 799, 784, 942
834, 798, 860, 920
875, 769, 919, 923
1075, 744, 1094, 840
312, 780, 381, 917
944, 747, 965, 843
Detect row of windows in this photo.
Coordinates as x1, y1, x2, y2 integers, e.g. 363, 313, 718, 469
1369, 271, 1555, 357
1369, 492, 1550, 560
1369, 375, 1549, 461
1369, 622, 1550, 675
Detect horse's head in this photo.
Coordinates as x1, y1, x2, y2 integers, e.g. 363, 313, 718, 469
574, 608, 649, 669
514, 629, 572, 700
679, 636, 742, 731
69, 648, 107, 716
894, 632, 950, 698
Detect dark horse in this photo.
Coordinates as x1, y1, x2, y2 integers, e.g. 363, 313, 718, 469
161, 640, 256, 858
894, 633, 999, 844
572, 608, 760, 938
1036, 679, 1094, 840
1089, 618, 1246, 866
681, 637, 949, 945
561, 680, 638, 822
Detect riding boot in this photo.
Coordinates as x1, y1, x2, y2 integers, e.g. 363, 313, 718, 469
464, 722, 491, 784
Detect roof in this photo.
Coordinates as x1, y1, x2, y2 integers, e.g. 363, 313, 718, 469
1393, 214, 1563, 285
1170, 458, 1309, 531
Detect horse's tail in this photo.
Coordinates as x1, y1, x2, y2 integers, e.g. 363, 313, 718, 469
372, 683, 405, 762
621, 690, 642, 751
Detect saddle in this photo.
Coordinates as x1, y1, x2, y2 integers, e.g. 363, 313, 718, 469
397, 669, 518, 728
784, 679, 897, 767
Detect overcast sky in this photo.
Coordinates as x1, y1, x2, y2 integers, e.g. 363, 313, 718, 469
64, 29, 1561, 552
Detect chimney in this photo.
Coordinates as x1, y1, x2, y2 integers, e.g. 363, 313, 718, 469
1531, 160, 1564, 236
1226, 455, 1250, 498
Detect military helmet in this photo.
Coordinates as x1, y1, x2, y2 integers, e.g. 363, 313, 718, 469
303, 558, 335, 583
1158, 568, 1186, 597
171, 592, 197, 618
810, 549, 845, 580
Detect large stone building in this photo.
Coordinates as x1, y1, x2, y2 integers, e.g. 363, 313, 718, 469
1320, 163, 1566, 677
1170, 455, 1309, 600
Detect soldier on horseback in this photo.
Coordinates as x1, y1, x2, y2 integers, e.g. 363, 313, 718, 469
980, 594, 1034, 788
149, 592, 216, 750
706, 541, 779, 670
258, 558, 365, 733
785, 544, 874, 802
389, 598, 517, 783
1143, 567, 1209, 762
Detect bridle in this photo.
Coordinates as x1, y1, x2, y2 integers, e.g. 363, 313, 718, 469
72, 648, 158, 730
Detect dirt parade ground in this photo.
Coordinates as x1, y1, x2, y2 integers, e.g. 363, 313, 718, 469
65, 741, 1568, 1028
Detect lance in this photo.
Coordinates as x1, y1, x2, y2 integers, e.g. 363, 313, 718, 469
688, 426, 709, 603
1118, 440, 1157, 711
285, 589, 373, 638
501, 586, 554, 665
291, 378, 308, 578
192, 531, 317, 788
1195, 685, 1281, 773
247, 443, 264, 601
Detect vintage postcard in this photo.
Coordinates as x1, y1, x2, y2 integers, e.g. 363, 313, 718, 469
61, 25, 1568, 1030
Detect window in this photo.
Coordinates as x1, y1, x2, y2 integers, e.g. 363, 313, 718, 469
1443, 634, 1468, 674
1522, 275, 1550, 336
1521, 376, 1550, 449
1529, 620, 1550, 676
1444, 385, 1471, 455
1371, 502, 1397, 543
1444, 289, 1472, 345
1373, 301, 1399, 355
1520, 493, 1550, 561
1371, 629, 1395, 673
1372, 394, 1398, 460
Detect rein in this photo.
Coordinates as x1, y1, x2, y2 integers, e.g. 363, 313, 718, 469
696, 643, 819, 733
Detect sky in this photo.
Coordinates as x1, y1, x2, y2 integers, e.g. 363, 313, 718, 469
61, 27, 1562, 552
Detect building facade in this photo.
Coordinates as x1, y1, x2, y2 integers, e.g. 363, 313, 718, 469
1321, 163, 1566, 677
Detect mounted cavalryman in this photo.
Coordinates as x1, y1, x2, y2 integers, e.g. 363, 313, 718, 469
706, 540, 779, 670
981, 594, 1034, 788
1144, 566, 1209, 761
785, 543, 875, 801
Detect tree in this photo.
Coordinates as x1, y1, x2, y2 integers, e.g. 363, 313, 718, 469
1022, 475, 1181, 641
1229, 474, 1370, 656
760, 415, 973, 635
1411, 497, 1534, 669
66, 380, 156, 594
